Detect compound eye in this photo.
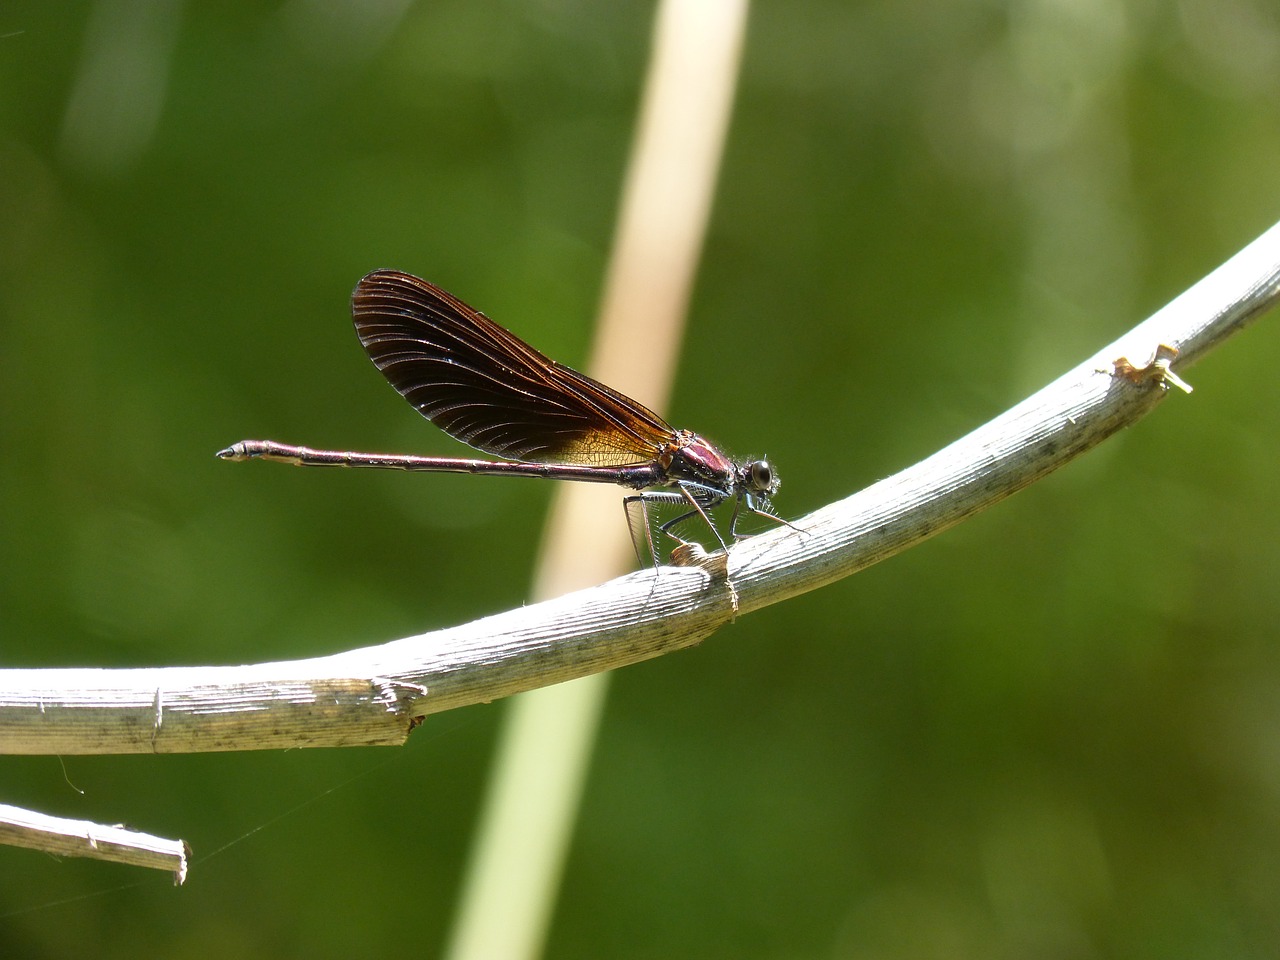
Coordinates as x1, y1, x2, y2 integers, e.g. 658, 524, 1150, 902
747, 460, 774, 493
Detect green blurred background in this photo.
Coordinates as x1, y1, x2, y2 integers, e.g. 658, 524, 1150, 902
3, 1, 1280, 957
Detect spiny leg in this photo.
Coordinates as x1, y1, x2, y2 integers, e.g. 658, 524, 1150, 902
663, 484, 728, 551
623, 495, 660, 568
623, 486, 728, 564
728, 493, 803, 539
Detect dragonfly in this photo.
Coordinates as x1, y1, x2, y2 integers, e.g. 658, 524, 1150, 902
218, 270, 786, 563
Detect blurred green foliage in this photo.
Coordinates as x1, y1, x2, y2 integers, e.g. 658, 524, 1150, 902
3, 1, 1280, 957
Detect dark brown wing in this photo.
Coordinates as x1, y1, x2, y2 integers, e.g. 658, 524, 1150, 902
351, 270, 676, 466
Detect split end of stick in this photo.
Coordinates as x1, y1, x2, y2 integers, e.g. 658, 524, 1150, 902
1110, 343, 1194, 394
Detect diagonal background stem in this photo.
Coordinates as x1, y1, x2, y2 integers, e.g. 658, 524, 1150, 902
440, 3, 750, 958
